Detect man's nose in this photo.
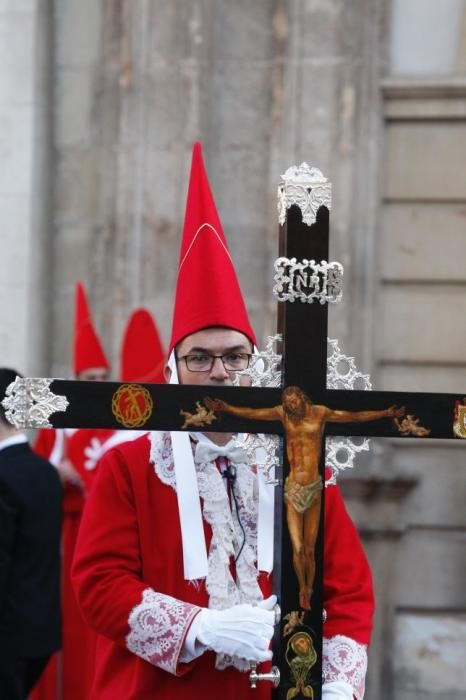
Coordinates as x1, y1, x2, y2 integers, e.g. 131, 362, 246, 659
209, 356, 229, 380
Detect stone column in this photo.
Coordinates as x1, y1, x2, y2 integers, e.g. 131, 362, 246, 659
0, 0, 53, 375
52, 0, 104, 376
342, 470, 418, 700
51, 0, 391, 374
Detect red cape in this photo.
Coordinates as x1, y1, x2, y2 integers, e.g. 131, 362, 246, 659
72, 434, 374, 700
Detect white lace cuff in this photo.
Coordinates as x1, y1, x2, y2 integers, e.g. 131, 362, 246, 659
126, 588, 201, 675
322, 635, 368, 700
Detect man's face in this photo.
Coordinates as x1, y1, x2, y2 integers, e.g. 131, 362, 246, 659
77, 367, 109, 382
171, 327, 252, 387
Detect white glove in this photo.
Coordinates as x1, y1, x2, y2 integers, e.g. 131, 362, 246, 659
196, 595, 277, 662
322, 680, 354, 699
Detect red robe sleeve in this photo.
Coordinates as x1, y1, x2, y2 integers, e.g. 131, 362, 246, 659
71, 447, 200, 677
323, 477, 375, 699
66, 428, 116, 493
33, 428, 57, 461
323, 480, 374, 644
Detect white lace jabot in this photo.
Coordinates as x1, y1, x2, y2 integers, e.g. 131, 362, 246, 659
150, 428, 268, 671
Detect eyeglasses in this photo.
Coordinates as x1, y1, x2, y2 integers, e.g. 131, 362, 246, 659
176, 352, 252, 372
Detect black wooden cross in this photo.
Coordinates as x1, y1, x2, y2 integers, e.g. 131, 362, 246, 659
3, 164, 466, 700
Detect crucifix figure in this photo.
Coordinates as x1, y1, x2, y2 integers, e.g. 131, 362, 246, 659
206, 389, 404, 611
3, 145, 466, 700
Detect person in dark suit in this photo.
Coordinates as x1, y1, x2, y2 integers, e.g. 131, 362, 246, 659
0, 368, 62, 699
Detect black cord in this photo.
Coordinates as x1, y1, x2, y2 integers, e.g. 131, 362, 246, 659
223, 465, 247, 564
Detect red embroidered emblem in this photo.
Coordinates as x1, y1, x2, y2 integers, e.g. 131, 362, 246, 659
112, 384, 153, 428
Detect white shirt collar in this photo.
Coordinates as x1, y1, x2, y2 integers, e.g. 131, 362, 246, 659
0, 433, 28, 452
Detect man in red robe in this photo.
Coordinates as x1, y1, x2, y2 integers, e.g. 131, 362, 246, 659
31, 282, 113, 700
32, 294, 167, 700
72, 143, 374, 700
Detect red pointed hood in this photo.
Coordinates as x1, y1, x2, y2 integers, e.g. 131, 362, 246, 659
73, 282, 110, 376
169, 142, 256, 353
120, 308, 166, 383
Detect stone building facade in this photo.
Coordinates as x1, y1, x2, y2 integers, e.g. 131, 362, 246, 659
1, 1, 465, 698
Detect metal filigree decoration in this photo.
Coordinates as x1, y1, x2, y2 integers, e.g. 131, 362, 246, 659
233, 334, 283, 389
326, 338, 372, 391
1, 377, 69, 429
277, 163, 332, 227
239, 433, 281, 486
232, 335, 283, 484
325, 338, 372, 485
231, 336, 372, 485
273, 257, 343, 305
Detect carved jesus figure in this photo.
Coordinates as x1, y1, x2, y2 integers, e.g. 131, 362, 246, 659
207, 387, 404, 610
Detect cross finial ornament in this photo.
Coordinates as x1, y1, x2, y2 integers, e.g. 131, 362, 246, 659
278, 163, 332, 227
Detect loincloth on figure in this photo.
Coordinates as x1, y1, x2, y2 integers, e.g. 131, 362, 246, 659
284, 476, 323, 514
